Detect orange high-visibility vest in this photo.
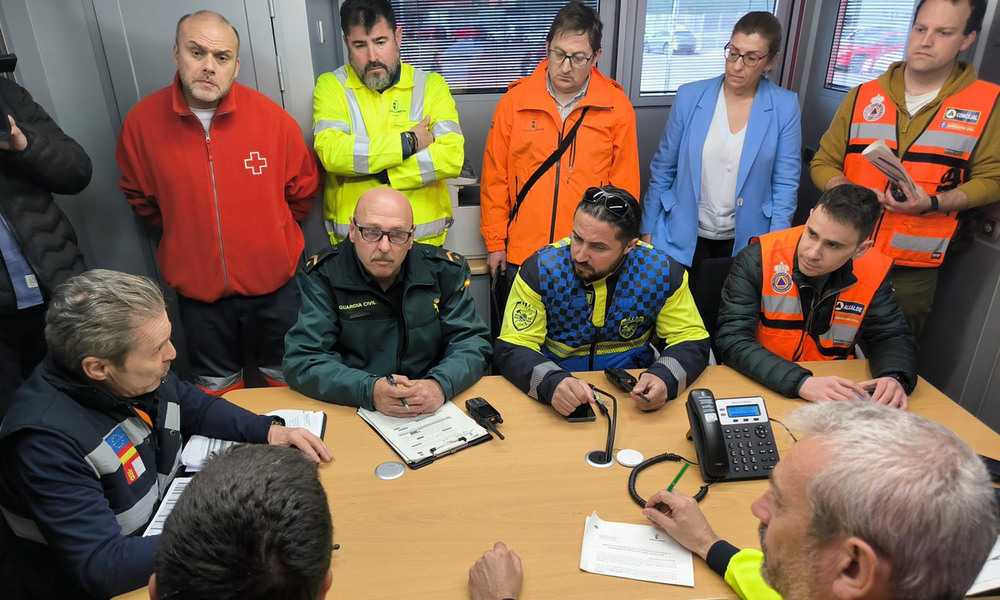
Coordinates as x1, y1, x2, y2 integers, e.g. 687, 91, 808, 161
756, 226, 893, 361
843, 79, 1000, 267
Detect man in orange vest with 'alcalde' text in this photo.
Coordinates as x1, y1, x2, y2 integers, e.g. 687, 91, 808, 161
715, 184, 917, 408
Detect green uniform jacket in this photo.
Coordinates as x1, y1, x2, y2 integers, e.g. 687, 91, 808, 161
715, 240, 916, 397
283, 241, 491, 410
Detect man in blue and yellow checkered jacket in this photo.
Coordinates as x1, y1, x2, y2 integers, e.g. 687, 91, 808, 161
495, 186, 710, 415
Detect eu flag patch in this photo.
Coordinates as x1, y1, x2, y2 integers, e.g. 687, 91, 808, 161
105, 426, 146, 484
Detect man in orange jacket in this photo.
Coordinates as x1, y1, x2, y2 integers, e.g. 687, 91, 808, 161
480, 1, 639, 284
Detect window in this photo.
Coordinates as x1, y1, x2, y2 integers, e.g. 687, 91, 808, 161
825, 0, 914, 91
636, 0, 778, 97
391, 0, 600, 95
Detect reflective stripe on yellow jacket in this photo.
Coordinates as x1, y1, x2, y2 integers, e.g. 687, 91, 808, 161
844, 78, 1000, 267
757, 226, 892, 361
313, 63, 463, 245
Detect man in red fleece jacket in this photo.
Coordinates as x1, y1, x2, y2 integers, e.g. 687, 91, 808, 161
116, 10, 322, 395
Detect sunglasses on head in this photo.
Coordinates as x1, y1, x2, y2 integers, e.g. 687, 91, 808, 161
583, 187, 633, 220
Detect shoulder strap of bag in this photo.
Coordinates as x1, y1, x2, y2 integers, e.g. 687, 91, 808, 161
508, 106, 591, 224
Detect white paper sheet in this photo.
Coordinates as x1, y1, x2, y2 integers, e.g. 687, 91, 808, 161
968, 534, 1000, 595
579, 511, 695, 587
143, 476, 192, 536
861, 140, 918, 196
180, 410, 325, 471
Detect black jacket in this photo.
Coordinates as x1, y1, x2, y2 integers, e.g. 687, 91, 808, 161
0, 357, 272, 599
716, 241, 917, 397
0, 78, 92, 313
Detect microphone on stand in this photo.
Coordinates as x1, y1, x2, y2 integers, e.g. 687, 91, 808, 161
586, 385, 617, 467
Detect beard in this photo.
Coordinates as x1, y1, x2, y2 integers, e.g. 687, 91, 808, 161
572, 260, 598, 283
352, 57, 401, 92
758, 523, 821, 600
180, 72, 232, 107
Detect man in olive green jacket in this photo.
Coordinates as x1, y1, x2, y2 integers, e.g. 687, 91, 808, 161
283, 188, 491, 416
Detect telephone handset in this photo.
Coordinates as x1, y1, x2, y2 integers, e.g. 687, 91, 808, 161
685, 389, 779, 482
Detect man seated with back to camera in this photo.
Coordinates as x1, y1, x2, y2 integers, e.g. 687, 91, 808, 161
0, 269, 331, 600
284, 187, 492, 417
470, 402, 1000, 600
154, 443, 530, 600
494, 186, 710, 415
150, 444, 334, 600
715, 184, 917, 407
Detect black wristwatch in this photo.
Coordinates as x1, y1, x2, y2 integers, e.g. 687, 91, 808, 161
270, 415, 286, 427
403, 131, 417, 156
921, 194, 939, 214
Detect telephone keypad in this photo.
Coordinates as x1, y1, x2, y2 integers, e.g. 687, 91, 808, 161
724, 425, 779, 477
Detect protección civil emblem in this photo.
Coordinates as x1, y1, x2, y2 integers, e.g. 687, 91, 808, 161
512, 301, 537, 331
619, 317, 644, 339
771, 261, 793, 294
863, 93, 886, 122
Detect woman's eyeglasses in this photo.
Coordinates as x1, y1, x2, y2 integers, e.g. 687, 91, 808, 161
723, 43, 776, 67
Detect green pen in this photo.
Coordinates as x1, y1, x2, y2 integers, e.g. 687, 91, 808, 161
667, 462, 689, 492
654, 462, 689, 511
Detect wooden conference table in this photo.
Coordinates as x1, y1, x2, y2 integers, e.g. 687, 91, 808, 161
117, 361, 1000, 600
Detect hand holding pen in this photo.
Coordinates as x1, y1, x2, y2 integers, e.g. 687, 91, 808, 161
372, 374, 447, 417
385, 374, 410, 411
641, 464, 720, 560
631, 372, 669, 411
373, 374, 413, 417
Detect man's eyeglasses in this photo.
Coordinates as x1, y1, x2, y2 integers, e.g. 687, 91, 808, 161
547, 48, 595, 70
583, 187, 633, 220
352, 220, 414, 245
723, 43, 775, 67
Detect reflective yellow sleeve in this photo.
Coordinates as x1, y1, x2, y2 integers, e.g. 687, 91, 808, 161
498, 271, 547, 352
313, 72, 406, 177
656, 269, 710, 345
724, 549, 784, 600
386, 73, 464, 190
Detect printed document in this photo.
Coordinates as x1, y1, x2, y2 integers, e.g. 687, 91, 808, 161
358, 401, 488, 466
143, 476, 192, 536
181, 409, 326, 471
579, 511, 694, 587
862, 140, 918, 196
968, 534, 1000, 595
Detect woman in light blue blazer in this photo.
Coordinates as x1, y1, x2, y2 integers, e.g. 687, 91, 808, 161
641, 12, 801, 285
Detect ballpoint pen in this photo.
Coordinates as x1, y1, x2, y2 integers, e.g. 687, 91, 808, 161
385, 374, 409, 410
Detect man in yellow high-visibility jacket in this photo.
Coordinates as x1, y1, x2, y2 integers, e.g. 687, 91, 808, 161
469, 403, 1000, 600
312, 0, 464, 246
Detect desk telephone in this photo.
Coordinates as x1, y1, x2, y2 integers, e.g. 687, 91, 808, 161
686, 389, 779, 482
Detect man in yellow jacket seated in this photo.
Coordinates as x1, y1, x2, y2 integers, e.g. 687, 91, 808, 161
469, 402, 999, 600
312, 0, 463, 246
642, 402, 997, 600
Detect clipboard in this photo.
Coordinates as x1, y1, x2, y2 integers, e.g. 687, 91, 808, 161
357, 402, 493, 469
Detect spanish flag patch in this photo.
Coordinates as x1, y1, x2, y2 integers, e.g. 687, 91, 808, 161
105, 426, 146, 484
